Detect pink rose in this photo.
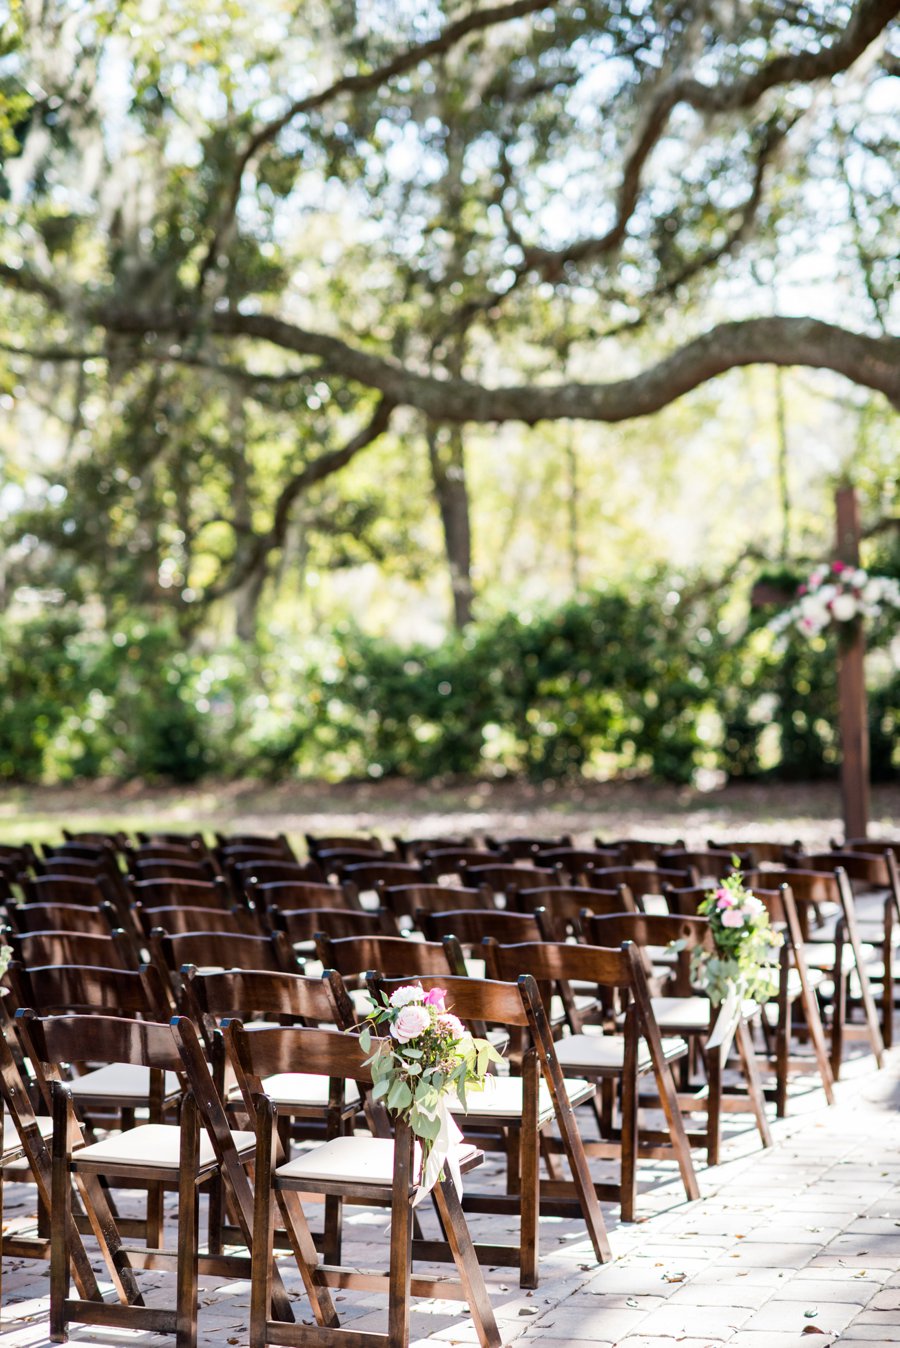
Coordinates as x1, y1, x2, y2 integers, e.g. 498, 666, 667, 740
715, 889, 734, 909
797, 584, 807, 595
392, 1004, 431, 1043
720, 907, 746, 929
423, 988, 447, 1010
437, 1013, 465, 1040
832, 561, 846, 573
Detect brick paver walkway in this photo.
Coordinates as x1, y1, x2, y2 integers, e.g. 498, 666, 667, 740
2, 1044, 899, 1347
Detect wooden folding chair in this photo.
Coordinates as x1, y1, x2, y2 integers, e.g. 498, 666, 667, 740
485, 940, 700, 1220
664, 882, 836, 1115
0, 1018, 107, 1305
378, 882, 493, 927
748, 865, 885, 1075
368, 973, 611, 1287
11, 962, 179, 1245
227, 1020, 501, 1348
581, 911, 772, 1164
20, 1012, 258, 1348
181, 966, 358, 1263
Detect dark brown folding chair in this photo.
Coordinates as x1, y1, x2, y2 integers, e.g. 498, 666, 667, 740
4, 900, 120, 936
517, 883, 639, 935
581, 911, 772, 1164
459, 863, 560, 902
245, 878, 357, 922
748, 865, 885, 1075
394, 834, 474, 861
368, 972, 611, 1287
127, 876, 233, 910
21, 1012, 257, 1348
271, 905, 397, 952
658, 849, 752, 883
597, 838, 682, 863
378, 882, 493, 926
420, 847, 494, 879
150, 929, 299, 1007
0, 1021, 109, 1306
227, 1020, 501, 1348
484, 941, 699, 1220
183, 966, 357, 1262
485, 834, 572, 858
341, 861, 423, 908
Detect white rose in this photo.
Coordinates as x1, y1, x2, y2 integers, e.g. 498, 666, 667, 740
389, 983, 425, 1008
852, 569, 868, 589
831, 592, 858, 623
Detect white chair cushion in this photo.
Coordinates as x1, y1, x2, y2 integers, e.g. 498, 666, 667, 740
2, 1114, 53, 1157
73, 1123, 255, 1171
276, 1133, 479, 1186
69, 1065, 182, 1103
228, 1072, 360, 1109
649, 996, 713, 1031
447, 1073, 594, 1124
802, 942, 878, 973
553, 1029, 687, 1075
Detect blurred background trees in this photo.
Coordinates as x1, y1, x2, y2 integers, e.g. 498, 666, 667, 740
0, 0, 896, 783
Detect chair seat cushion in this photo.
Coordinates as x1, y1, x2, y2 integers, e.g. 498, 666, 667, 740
553, 1029, 688, 1075
2, 1113, 53, 1158
648, 996, 713, 1031
69, 1064, 182, 1103
73, 1122, 255, 1171
228, 1072, 360, 1109
276, 1134, 480, 1187
802, 942, 879, 973
447, 1073, 594, 1124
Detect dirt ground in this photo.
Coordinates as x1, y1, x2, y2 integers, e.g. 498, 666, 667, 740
1, 777, 897, 849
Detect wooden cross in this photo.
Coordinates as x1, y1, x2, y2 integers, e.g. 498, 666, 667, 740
834, 485, 869, 840
750, 484, 869, 841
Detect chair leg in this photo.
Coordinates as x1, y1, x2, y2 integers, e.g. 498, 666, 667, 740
323, 1193, 343, 1266
831, 972, 847, 1079
433, 1176, 501, 1348
176, 1094, 200, 1348
704, 1047, 722, 1168
519, 1052, 540, 1289
50, 1085, 71, 1344
388, 1121, 413, 1348
251, 1100, 277, 1348
734, 1019, 772, 1150
775, 995, 790, 1118
620, 1052, 639, 1220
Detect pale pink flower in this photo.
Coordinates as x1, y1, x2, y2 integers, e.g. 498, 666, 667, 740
423, 987, 447, 1010
392, 1004, 431, 1043
720, 907, 746, 929
437, 1013, 465, 1040
389, 983, 425, 1008
715, 889, 735, 909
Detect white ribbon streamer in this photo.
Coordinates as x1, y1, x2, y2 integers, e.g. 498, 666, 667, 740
412, 1095, 465, 1207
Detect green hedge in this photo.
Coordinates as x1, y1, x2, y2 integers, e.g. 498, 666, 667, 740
0, 580, 897, 784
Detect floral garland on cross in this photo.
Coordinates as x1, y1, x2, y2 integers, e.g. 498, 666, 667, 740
358, 983, 503, 1203
687, 867, 783, 1007
768, 561, 900, 642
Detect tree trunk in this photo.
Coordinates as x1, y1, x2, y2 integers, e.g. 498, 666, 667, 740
426, 423, 475, 629
233, 565, 266, 642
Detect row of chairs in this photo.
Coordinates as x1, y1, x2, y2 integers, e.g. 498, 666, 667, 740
3, 824, 894, 1342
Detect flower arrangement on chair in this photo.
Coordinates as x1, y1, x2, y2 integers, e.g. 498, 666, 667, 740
359, 983, 503, 1200
769, 562, 900, 642
689, 867, 783, 1007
